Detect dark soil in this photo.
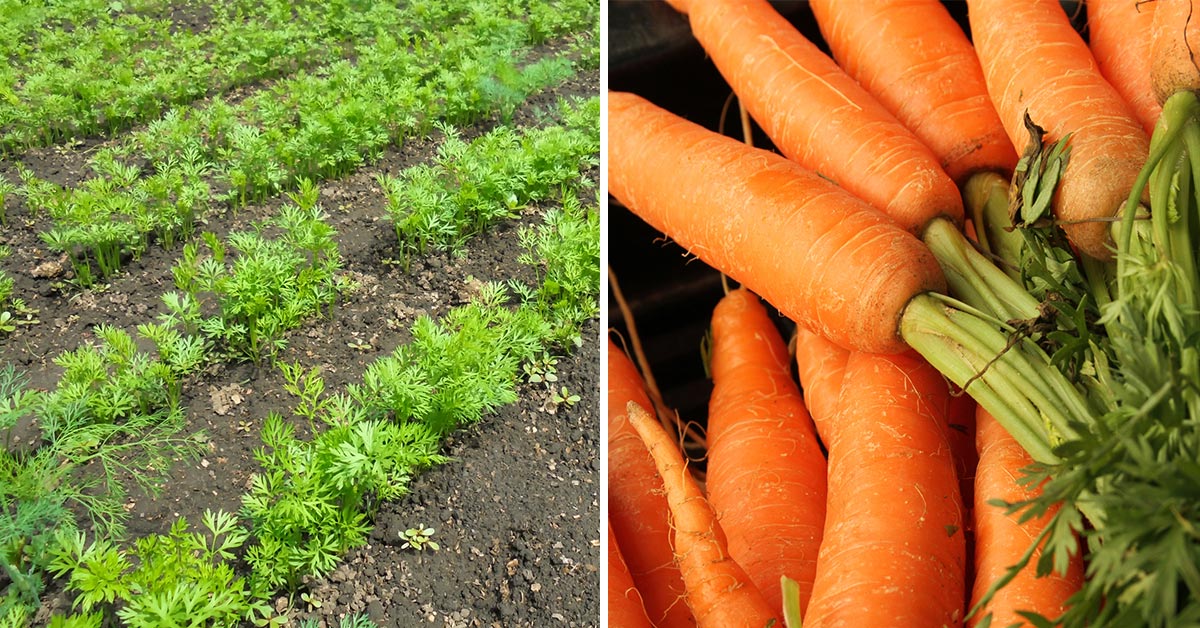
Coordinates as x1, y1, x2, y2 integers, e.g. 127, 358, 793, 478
1, 65, 600, 627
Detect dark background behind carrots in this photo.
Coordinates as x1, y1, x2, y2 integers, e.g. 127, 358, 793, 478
606, 1, 1085, 457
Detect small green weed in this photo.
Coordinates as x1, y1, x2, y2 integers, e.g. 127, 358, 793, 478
398, 524, 440, 552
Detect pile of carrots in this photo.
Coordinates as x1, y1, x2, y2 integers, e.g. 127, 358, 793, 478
606, 0, 1200, 626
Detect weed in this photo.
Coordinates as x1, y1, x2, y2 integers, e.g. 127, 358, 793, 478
398, 524, 440, 552
551, 386, 581, 407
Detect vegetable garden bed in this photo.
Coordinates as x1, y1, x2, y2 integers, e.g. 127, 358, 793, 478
0, 1, 599, 626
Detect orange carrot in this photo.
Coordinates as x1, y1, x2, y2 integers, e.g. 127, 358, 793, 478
608, 520, 655, 628
607, 338, 695, 628
608, 90, 946, 355
791, 327, 848, 439
704, 287, 826, 615
665, 0, 963, 233
969, 0, 1150, 260
969, 407, 1084, 627
626, 400, 780, 628
809, 0, 1018, 183
1089, 0, 1162, 135
799, 349, 966, 628
1150, 0, 1200, 104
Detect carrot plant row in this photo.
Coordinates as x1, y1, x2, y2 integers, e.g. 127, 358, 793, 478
380, 97, 599, 265
11, 0, 595, 288
0, 0, 421, 152
3, 68, 599, 620
28, 190, 598, 626
609, 0, 1200, 625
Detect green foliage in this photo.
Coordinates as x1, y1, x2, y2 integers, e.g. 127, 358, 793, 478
48, 511, 264, 627
298, 614, 378, 628
170, 201, 347, 363
515, 191, 600, 345
242, 407, 445, 591
382, 97, 599, 265
353, 283, 547, 435
398, 524, 439, 552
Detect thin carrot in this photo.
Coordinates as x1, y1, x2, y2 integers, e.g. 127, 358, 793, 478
968, 407, 1084, 627
664, 0, 963, 233
704, 287, 826, 615
1088, 0, 1162, 135
799, 349, 966, 628
608, 520, 655, 628
809, 0, 1018, 183
625, 400, 780, 628
1150, 0, 1200, 104
607, 337, 695, 628
969, 0, 1150, 260
791, 327, 848, 438
608, 90, 946, 355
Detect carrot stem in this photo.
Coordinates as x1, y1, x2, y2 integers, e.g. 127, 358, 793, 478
780, 577, 803, 628
922, 218, 1040, 322
901, 293, 1090, 463
965, 171, 1024, 281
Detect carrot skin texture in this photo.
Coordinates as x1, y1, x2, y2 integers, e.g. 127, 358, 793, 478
1089, 0, 1162, 134
810, 0, 1018, 183
607, 339, 696, 628
608, 520, 655, 628
792, 327, 849, 439
705, 288, 827, 615
1150, 0, 1200, 104
667, 0, 963, 233
969, 0, 1150, 260
608, 91, 947, 355
969, 408, 1084, 627
626, 401, 780, 628
801, 350, 967, 628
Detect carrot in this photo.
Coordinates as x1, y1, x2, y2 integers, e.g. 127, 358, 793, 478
1150, 0, 1200, 104
664, 0, 963, 233
608, 90, 946, 355
625, 400, 780, 628
607, 338, 695, 628
791, 327, 848, 438
809, 0, 1018, 183
608, 520, 655, 628
969, 0, 1150, 260
704, 287, 826, 615
1088, 0, 1162, 135
799, 349, 966, 628
968, 407, 1084, 627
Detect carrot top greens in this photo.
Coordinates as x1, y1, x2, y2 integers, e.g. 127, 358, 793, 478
905, 91, 1200, 627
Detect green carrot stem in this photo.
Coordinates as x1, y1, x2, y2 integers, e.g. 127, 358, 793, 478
902, 293, 1062, 463
922, 217, 1040, 322
964, 170, 1024, 281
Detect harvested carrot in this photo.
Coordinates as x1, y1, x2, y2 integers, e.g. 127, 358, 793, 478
626, 400, 780, 628
1150, 0, 1200, 104
809, 0, 1018, 183
607, 338, 695, 628
969, 407, 1084, 627
664, 0, 962, 233
969, 0, 1150, 260
705, 288, 826, 615
608, 520, 655, 628
608, 90, 946, 355
799, 349, 966, 628
791, 327, 848, 439
1089, 0, 1162, 135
